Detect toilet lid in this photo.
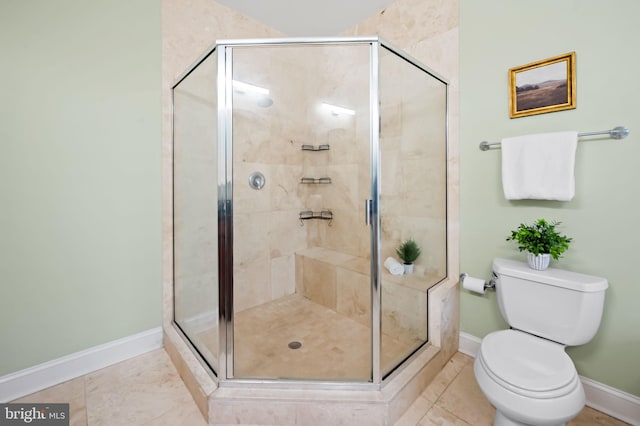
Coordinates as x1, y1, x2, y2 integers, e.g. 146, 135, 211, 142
480, 330, 577, 394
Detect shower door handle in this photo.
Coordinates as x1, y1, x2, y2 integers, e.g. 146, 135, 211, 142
365, 199, 372, 226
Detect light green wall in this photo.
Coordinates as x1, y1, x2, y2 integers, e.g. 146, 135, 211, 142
0, 1, 161, 375
460, 0, 640, 396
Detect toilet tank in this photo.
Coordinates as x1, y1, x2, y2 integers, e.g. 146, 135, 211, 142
493, 258, 608, 346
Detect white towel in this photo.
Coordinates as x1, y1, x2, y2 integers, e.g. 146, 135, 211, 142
501, 131, 578, 201
384, 257, 404, 275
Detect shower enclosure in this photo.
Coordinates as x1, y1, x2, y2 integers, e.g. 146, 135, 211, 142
172, 37, 448, 386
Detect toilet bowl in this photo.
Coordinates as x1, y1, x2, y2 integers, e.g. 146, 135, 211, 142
474, 330, 585, 426
471, 259, 608, 426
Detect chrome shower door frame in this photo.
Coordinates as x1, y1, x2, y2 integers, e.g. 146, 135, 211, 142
215, 37, 383, 385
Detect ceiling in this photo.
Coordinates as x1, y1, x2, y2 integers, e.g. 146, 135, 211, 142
214, 0, 397, 36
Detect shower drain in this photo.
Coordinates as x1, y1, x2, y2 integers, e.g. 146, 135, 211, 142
288, 341, 302, 350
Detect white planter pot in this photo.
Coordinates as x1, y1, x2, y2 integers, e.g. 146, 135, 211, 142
527, 252, 550, 270
403, 263, 414, 275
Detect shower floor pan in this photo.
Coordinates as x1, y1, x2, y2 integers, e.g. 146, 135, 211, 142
196, 294, 421, 380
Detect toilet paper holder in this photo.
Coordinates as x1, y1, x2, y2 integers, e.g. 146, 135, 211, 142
459, 272, 497, 291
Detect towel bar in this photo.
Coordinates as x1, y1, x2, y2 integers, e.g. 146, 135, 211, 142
479, 126, 630, 151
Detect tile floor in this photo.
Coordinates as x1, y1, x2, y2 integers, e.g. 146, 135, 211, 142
182, 294, 413, 382
186, 294, 422, 381
233, 294, 420, 380
394, 353, 629, 426
12, 349, 629, 425
12, 350, 205, 426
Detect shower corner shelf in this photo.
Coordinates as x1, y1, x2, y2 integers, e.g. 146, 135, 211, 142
299, 209, 333, 226
300, 177, 332, 184
301, 144, 330, 152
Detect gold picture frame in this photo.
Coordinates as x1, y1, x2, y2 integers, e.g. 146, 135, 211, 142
509, 52, 576, 118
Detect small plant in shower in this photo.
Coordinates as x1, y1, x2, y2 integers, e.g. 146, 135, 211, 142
396, 238, 422, 275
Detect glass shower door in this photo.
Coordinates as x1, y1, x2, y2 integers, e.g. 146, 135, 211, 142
226, 42, 374, 381
173, 49, 220, 373
378, 45, 448, 377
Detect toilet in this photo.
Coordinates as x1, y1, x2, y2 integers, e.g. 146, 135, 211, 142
474, 258, 608, 426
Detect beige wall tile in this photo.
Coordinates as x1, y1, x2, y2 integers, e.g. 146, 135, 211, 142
382, 279, 428, 340
271, 254, 296, 299
210, 400, 297, 425
336, 267, 371, 326
234, 257, 271, 312
301, 257, 337, 310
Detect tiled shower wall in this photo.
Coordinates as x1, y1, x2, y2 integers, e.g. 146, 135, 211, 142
231, 44, 371, 312
163, 0, 460, 327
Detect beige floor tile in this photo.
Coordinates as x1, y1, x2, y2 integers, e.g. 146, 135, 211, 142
438, 361, 629, 426
568, 406, 632, 425
394, 395, 435, 426
8, 345, 631, 426
229, 294, 419, 380
421, 352, 471, 403
85, 349, 175, 392
85, 349, 200, 426
450, 352, 473, 366
12, 377, 87, 426
434, 363, 495, 426
141, 402, 207, 426
69, 403, 88, 426
418, 404, 473, 425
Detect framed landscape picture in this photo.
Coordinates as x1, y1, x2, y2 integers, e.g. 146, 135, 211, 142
509, 52, 576, 118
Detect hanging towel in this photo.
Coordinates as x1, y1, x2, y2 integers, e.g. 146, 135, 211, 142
501, 131, 578, 201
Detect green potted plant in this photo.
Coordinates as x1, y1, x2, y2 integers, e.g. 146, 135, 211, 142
506, 219, 572, 270
396, 238, 422, 274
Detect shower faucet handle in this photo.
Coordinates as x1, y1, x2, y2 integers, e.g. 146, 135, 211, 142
248, 172, 265, 190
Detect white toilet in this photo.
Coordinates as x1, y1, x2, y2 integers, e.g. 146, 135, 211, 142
474, 258, 608, 426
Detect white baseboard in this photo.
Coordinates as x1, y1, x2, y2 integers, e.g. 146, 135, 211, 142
581, 377, 640, 426
459, 332, 640, 425
0, 327, 163, 403
458, 331, 481, 357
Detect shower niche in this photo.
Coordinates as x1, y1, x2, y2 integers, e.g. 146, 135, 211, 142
171, 37, 450, 423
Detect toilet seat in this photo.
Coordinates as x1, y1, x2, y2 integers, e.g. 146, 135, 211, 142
478, 330, 579, 399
